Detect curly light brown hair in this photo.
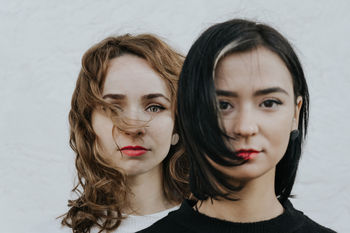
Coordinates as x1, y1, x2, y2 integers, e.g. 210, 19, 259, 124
61, 34, 189, 233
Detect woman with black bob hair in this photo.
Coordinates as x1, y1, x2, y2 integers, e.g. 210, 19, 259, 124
139, 19, 335, 233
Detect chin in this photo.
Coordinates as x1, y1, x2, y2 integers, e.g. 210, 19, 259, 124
226, 165, 274, 182
123, 167, 146, 176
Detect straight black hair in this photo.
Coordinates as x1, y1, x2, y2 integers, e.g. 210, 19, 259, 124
177, 18, 309, 203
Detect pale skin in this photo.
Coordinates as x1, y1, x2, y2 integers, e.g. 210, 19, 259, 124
91, 54, 177, 215
197, 47, 303, 222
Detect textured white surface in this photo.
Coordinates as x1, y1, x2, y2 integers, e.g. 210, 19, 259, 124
1, 0, 349, 232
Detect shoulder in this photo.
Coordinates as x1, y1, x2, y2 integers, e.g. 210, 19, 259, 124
138, 200, 196, 233
297, 214, 336, 233
119, 206, 180, 233
137, 215, 192, 233
285, 200, 336, 233
137, 216, 174, 232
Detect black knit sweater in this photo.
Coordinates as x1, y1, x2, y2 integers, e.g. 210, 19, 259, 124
138, 199, 335, 233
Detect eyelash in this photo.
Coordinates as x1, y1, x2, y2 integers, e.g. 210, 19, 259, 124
146, 104, 166, 113
110, 104, 123, 112
219, 101, 233, 111
259, 99, 283, 109
218, 99, 283, 111
103, 102, 167, 114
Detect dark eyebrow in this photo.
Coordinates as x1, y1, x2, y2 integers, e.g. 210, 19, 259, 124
216, 87, 289, 97
216, 90, 238, 97
142, 93, 170, 102
102, 94, 125, 100
254, 87, 289, 96
102, 93, 170, 102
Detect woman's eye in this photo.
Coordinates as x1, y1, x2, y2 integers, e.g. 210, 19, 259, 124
219, 101, 232, 111
146, 105, 165, 113
112, 104, 123, 112
101, 105, 122, 112
260, 99, 282, 108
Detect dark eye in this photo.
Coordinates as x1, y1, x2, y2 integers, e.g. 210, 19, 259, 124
219, 101, 232, 111
146, 105, 165, 113
260, 99, 282, 109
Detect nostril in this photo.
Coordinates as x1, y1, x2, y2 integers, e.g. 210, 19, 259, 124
122, 127, 145, 136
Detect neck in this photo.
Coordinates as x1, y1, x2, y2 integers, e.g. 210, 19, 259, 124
124, 165, 176, 215
196, 168, 283, 222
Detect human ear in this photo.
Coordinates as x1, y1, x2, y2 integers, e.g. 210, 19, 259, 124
292, 96, 303, 130
171, 133, 179, 145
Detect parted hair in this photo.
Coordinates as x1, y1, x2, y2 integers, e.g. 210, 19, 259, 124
177, 18, 309, 203
61, 34, 189, 233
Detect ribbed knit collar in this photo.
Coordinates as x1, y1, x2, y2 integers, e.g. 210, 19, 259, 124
167, 199, 305, 233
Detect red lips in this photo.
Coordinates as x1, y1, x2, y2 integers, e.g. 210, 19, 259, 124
235, 149, 260, 160
120, 146, 149, 157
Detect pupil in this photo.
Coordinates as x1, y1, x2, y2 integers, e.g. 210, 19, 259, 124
220, 102, 227, 109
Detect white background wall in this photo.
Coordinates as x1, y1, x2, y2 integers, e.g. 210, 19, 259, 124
1, 0, 349, 232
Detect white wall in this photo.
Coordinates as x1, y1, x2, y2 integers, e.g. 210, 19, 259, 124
1, 0, 349, 232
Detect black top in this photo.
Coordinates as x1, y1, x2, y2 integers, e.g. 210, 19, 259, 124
138, 199, 336, 233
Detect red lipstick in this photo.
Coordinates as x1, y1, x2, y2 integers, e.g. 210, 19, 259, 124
235, 149, 260, 160
120, 146, 148, 157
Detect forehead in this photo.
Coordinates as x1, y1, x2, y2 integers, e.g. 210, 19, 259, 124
215, 47, 293, 91
102, 54, 170, 97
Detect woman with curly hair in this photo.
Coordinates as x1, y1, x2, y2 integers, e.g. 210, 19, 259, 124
61, 34, 189, 233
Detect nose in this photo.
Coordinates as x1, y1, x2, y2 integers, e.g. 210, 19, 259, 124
112, 107, 149, 138
115, 114, 147, 137
121, 124, 146, 137
231, 109, 258, 138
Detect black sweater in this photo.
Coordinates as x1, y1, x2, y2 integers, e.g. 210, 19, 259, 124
138, 199, 336, 233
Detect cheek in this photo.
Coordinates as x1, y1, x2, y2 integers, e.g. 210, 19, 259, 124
149, 116, 175, 143
91, 111, 115, 152
264, 114, 293, 158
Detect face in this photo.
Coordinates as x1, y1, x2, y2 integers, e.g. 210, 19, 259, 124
214, 47, 302, 181
91, 54, 175, 177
